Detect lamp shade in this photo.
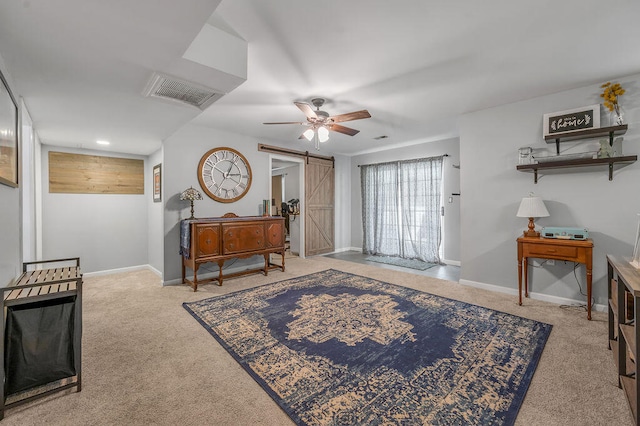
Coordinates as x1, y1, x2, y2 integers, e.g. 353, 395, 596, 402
318, 126, 329, 142
303, 128, 315, 141
180, 186, 202, 220
180, 186, 203, 201
516, 195, 549, 218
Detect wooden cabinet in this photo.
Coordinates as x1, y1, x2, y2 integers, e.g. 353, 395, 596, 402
607, 255, 640, 424
517, 125, 637, 183
194, 223, 220, 257
181, 215, 286, 291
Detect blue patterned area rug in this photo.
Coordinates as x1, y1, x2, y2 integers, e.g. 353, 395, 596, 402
183, 269, 551, 425
365, 255, 437, 270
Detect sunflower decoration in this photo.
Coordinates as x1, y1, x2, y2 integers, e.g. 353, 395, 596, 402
600, 82, 625, 112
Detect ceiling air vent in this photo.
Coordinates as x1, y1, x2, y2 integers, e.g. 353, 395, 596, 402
143, 73, 224, 110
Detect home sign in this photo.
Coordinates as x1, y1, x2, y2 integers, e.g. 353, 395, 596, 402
543, 104, 600, 137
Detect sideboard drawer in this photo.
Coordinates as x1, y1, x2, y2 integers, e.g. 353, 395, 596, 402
222, 224, 265, 254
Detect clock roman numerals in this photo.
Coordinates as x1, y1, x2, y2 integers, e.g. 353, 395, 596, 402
198, 147, 252, 203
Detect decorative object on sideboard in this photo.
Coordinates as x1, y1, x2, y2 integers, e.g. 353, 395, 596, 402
180, 186, 203, 220
542, 104, 600, 138
631, 213, 640, 268
516, 193, 549, 238
600, 81, 625, 126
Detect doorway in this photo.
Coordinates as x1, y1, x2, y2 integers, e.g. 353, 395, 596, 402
270, 155, 305, 258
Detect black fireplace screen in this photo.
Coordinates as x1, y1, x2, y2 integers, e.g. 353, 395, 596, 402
4, 296, 77, 395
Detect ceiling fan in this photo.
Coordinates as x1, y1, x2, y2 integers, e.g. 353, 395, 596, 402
263, 98, 371, 150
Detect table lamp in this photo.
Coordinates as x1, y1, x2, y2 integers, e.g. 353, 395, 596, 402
516, 193, 549, 237
180, 186, 203, 220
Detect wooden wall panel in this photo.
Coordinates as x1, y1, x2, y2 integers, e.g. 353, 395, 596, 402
49, 151, 144, 194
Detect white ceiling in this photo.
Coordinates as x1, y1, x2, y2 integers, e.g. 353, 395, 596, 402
1, 0, 640, 157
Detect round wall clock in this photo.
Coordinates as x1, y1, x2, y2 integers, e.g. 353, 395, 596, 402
197, 147, 252, 203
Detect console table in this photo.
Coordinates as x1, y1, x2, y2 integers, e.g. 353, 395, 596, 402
181, 214, 286, 291
517, 236, 593, 319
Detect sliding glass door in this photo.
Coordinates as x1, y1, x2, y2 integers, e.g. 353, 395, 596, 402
361, 156, 443, 263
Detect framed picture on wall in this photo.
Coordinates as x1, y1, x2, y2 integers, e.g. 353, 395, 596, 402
153, 163, 161, 202
0, 67, 18, 188
543, 104, 600, 137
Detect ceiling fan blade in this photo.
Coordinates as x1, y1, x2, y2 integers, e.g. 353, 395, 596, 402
263, 121, 306, 125
294, 102, 318, 119
328, 124, 360, 136
330, 110, 371, 123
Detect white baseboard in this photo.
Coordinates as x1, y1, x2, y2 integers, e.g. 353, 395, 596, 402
84, 264, 151, 278
162, 262, 264, 286
442, 259, 461, 266
329, 247, 362, 254
147, 265, 162, 277
459, 279, 606, 312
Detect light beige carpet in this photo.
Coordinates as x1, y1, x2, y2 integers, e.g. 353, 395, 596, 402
1, 255, 632, 425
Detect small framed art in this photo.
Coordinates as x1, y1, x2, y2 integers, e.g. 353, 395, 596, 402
543, 104, 600, 137
0, 67, 18, 188
153, 163, 161, 202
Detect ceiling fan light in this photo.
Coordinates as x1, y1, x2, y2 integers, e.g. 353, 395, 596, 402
318, 126, 329, 142
303, 128, 315, 141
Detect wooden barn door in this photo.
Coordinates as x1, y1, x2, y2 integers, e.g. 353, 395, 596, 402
305, 157, 334, 256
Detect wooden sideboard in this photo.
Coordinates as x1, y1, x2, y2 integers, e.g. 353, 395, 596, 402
181, 214, 286, 291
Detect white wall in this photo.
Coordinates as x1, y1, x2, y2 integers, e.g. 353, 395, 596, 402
163, 124, 275, 282
280, 164, 300, 206
349, 138, 461, 262
334, 154, 352, 252
459, 73, 640, 307
41, 145, 149, 273
162, 123, 352, 282
0, 53, 20, 286
20, 101, 36, 262
147, 148, 164, 276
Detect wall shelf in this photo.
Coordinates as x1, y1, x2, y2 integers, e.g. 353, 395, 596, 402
545, 124, 627, 154
516, 155, 637, 183
516, 123, 634, 183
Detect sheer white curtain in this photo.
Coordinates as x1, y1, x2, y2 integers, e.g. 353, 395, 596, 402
361, 156, 444, 263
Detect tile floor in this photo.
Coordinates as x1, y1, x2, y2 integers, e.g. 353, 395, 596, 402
323, 251, 460, 282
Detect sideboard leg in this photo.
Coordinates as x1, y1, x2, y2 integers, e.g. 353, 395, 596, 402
264, 254, 269, 276
192, 265, 199, 292
217, 261, 224, 286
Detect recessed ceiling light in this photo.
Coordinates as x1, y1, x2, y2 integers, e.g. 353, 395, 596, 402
96, 140, 110, 145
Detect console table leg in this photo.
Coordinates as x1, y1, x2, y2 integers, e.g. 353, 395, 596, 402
524, 257, 529, 298
587, 267, 593, 321
518, 258, 523, 305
